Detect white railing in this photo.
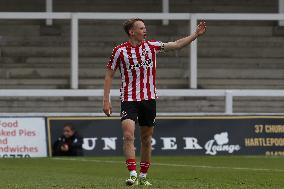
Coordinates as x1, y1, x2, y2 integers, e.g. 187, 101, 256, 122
162, 0, 170, 25
45, 0, 53, 25
280, 0, 284, 26
1, 12, 284, 89
0, 89, 284, 115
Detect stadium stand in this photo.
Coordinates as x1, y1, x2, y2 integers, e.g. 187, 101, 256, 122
0, 0, 283, 113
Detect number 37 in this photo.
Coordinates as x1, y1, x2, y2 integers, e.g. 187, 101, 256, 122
254, 125, 263, 133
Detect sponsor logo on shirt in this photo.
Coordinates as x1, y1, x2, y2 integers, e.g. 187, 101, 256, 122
128, 59, 153, 70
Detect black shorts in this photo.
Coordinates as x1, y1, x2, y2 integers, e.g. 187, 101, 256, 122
120, 99, 156, 127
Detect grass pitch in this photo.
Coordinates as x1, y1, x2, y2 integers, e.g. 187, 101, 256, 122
0, 156, 284, 189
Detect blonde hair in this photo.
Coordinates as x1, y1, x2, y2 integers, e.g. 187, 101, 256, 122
123, 18, 145, 36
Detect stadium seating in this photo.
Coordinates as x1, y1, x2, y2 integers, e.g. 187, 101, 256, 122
0, 0, 283, 113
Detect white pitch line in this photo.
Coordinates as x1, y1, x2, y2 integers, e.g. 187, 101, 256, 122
52, 157, 284, 173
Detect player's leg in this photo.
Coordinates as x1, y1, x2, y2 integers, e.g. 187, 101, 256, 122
140, 126, 153, 162
122, 119, 136, 173
137, 99, 156, 186
140, 126, 154, 177
121, 101, 138, 186
122, 119, 136, 159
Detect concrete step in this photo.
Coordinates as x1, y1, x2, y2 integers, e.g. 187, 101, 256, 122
0, 97, 224, 113
2, 105, 283, 113
0, 68, 186, 79
2, 57, 283, 69
234, 98, 284, 113
0, 98, 224, 107
0, 21, 274, 38
1, 46, 70, 57
0, 97, 283, 113
0, 78, 188, 89
0, 106, 225, 113
2, 57, 186, 68
198, 47, 284, 58
0, 0, 44, 12
199, 79, 284, 89
1, 96, 282, 103
234, 97, 284, 101
0, 35, 173, 46
61, 24, 275, 37
53, 0, 161, 12
3, 60, 283, 70
0, 0, 275, 13
53, 0, 275, 13
199, 68, 284, 79
200, 85, 284, 89
199, 58, 284, 69
1, 78, 283, 90
199, 36, 284, 48
0, 25, 41, 36
79, 22, 274, 37
170, 0, 277, 13
3, 34, 284, 47
2, 45, 284, 58
2, 36, 284, 49
1, 66, 282, 79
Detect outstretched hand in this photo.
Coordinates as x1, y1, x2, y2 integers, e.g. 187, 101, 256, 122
196, 20, 207, 36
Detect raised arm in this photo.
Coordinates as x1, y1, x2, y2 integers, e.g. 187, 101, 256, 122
103, 68, 116, 116
164, 20, 206, 51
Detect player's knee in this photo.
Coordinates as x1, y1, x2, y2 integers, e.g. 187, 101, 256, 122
123, 132, 135, 142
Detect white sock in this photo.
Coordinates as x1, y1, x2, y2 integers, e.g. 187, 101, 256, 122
130, 170, 137, 177
139, 172, 147, 178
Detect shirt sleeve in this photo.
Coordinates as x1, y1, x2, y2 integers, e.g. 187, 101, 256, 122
106, 47, 121, 71
147, 40, 165, 53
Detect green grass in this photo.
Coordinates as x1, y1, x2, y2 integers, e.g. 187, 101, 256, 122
0, 156, 284, 189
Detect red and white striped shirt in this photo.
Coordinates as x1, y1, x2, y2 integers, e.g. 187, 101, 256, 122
107, 40, 164, 102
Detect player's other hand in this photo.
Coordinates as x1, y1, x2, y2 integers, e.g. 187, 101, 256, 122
196, 20, 207, 36
103, 100, 112, 117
